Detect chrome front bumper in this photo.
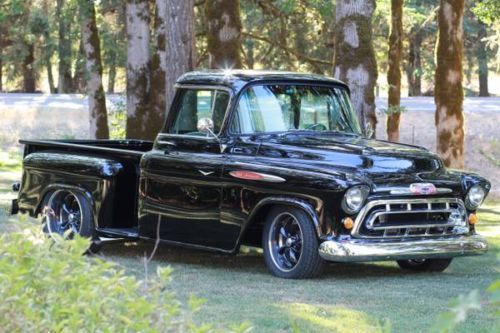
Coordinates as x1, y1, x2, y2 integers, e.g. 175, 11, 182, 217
318, 234, 488, 262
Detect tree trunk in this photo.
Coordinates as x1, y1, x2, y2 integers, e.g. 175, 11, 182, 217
73, 38, 86, 93
435, 0, 465, 168
333, 0, 378, 134
0, 56, 3, 92
22, 44, 36, 93
387, 0, 403, 142
107, 51, 117, 94
56, 0, 73, 93
205, 0, 243, 69
125, 0, 151, 139
165, 0, 195, 112
406, 32, 422, 96
78, 0, 109, 139
147, 0, 167, 140
47, 60, 56, 93
477, 21, 489, 97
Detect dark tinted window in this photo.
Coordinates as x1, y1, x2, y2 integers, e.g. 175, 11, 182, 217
169, 89, 230, 135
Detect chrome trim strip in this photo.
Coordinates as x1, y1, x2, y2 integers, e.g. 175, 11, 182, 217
318, 234, 488, 262
229, 170, 286, 183
352, 198, 467, 238
373, 186, 453, 195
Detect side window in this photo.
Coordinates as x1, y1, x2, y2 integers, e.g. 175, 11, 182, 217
169, 89, 230, 135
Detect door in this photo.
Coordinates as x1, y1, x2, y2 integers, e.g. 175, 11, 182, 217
139, 87, 239, 251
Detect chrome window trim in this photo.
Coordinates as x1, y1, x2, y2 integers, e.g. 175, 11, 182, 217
351, 198, 468, 239
158, 84, 234, 141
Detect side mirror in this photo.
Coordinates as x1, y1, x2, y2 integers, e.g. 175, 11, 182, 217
197, 118, 216, 137
364, 122, 374, 139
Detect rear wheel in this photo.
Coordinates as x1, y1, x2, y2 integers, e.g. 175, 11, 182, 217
262, 206, 325, 279
396, 258, 453, 272
42, 189, 100, 252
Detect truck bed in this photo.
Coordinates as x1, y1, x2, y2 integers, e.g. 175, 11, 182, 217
18, 139, 154, 232
20, 139, 154, 157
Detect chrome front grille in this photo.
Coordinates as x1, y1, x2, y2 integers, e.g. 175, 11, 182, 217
352, 198, 469, 239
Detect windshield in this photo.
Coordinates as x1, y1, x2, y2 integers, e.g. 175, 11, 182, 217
230, 84, 362, 135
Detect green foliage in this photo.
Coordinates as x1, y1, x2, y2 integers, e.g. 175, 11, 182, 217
108, 97, 127, 139
0, 222, 250, 332
473, 0, 500, 25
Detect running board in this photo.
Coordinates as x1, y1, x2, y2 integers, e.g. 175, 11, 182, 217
96, 227, 139, 239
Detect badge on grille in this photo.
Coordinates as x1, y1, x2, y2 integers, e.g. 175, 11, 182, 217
410, 183, 437, 195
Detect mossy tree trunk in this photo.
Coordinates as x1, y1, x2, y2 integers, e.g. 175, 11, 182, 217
477, 21, 489, 97
386, 0, 403, 142
22, 43, 36, 93
56, 0, 73, 93
125, 0, 151, 139
205, 0, 243, 69
406, 31, 422, 96
165, 0, 195, 112
107, 52, 116, 93
146, 0, 167, 140
78, 0, 109, 139
435, 0, 465, 168
72, 38, 86, 93
333, 0, 378, 135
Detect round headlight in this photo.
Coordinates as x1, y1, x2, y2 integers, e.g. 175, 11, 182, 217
342, 186, 369, 214
465, 185, 486, 210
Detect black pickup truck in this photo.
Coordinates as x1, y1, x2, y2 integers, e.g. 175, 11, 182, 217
11, 70, 489, 279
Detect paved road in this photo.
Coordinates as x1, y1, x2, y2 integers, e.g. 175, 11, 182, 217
1, 93, 499, 113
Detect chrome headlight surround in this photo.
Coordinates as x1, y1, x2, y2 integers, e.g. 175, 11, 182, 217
465, 185, 486, 210
341, 185, 370, 215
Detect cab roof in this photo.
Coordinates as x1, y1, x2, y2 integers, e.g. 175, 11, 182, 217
176, 70, 349, 92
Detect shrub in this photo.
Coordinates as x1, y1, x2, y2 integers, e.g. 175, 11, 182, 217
0, 223, 251, 333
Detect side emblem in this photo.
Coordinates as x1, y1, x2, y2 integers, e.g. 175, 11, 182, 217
198, 170, 214, 176
229, 170, 286, 183
410, 183, 437, 195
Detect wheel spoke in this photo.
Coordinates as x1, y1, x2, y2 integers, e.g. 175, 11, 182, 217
279, 226, 288, 238
62, 203, 70, 214
278, 246, 287, 255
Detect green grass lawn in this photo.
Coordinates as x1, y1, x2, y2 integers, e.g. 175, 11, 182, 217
0, 158, 498, 332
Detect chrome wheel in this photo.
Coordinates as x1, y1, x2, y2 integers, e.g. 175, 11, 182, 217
45, 190, 83, 238
268, 212, 303, 272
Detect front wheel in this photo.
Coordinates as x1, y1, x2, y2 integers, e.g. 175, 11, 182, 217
262, 206, 325, 279
396, 258, 453, 272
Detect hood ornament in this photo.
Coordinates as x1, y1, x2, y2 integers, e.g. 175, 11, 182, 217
409, 183, 437, 195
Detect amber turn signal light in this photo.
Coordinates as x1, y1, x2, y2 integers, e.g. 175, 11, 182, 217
468, 213, 479, 225
343, 217, 354, 230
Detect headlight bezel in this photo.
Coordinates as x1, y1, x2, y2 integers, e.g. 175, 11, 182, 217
465, 184, 486, 210
341, 185, 370, 215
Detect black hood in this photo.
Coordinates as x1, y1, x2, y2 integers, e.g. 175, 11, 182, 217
255, 134, 449, 186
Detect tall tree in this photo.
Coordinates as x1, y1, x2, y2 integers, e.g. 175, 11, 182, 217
406, 31, 422, 96
164, 0, 195, 112
78, 0, 109, 139
435, 0, 465, 168
148, 0, 167, 140
333, 0, 378, 134
477, 21, 490, 97
56, 0, 73, 93
125, 0, 151, 139
386, 0, 403, 142
205, 0, 243, 69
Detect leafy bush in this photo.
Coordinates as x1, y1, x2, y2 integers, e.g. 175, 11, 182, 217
108, 97, 127, 139
0, 222, 251, 332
